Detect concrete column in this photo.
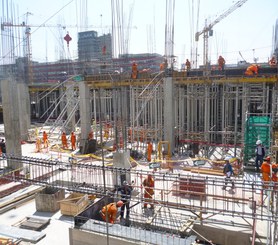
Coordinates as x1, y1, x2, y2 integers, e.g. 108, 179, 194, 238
164, 77, 175, 155
59, 85, 66, 118
79, 81, 91, 152
17, 82, 31, 141
1, 78, 22, 169
66, 82, 76, 133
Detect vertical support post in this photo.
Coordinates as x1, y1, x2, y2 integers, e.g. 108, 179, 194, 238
79, 81, 92, 153
17, 82, 31, 141
164, 77, 174, 155
1, 78, 23, 170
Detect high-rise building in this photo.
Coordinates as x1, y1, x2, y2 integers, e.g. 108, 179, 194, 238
78, 31, 112, 61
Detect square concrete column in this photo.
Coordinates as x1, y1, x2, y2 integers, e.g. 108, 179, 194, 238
17, 82, 31, 141
79, 81, 92, 152
163, 77, 175, 155
66, 82, 76, 134
1, 78, 22, 169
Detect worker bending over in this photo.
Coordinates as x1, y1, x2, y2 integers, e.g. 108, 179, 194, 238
100, 201, 124, 224
245, 64, 259, 76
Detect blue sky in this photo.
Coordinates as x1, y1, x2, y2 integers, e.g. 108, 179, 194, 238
1, 0, 277, 67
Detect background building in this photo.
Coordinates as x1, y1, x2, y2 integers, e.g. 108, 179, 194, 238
78, 31, 112, 61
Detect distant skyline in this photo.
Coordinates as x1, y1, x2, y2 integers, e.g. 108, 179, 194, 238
1, 0, 277, 68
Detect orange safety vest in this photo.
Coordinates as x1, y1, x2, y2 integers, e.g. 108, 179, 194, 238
261, 161, 271, 181
43, 132, 48, 142
101, 203, 117, 224
272, 164, 278, 182
143, 177, 154, 196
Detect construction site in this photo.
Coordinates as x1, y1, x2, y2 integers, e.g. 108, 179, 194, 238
0, 0, 278, 244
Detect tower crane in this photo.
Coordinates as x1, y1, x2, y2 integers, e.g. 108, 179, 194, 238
195, 0, 248, 74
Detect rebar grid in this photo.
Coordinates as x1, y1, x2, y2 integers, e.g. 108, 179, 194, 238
0, 154, 277, 222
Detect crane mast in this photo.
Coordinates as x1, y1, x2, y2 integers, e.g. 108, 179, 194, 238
195, 0, 248, 74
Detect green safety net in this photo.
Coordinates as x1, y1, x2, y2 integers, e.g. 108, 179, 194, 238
243, 116, 271, 165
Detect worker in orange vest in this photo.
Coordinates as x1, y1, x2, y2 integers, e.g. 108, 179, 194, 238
142, 174, 155, 209
42, 131, 48, 148
100, 201, 124, 224
88, 131, 94, 140
261, 156, 271, 182
147, 141, 153, 162
131, 62, 138, 79
218, 55, 225, 71
245, 64, 259, 76
61, 132, 68, 149
159, 62, 165, 71
70, 131, 76, 151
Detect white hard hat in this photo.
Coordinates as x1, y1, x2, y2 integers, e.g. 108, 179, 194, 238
256, 140, 262, 145
224, 156, 232, 161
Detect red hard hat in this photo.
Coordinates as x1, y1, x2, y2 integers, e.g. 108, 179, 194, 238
117, 201, 124, 207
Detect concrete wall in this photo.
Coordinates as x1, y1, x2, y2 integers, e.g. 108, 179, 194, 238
69, 228, 137, 245
35, 187, 65, 212
193, 224, 251, 245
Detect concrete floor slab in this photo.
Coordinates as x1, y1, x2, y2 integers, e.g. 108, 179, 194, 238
0, 224, 45, 242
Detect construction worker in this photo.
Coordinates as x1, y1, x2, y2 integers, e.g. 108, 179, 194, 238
245, 64, 259, 76
271, 162, 278, 194
142, 174, 155, 209
42, 131, 48, 148
255, 140, 265, 171
261, 156, 271, 183
104, 123, 109, 140
159, 62, 165, 71
222, 156, 235, 190
218, 55, 225, 71
35, 138, 41, 152
100, 201, 124, 224
0, 139, 6, 158
88, 131, 94, 140
269, 56, 277, 67
61, 132, 68, 149
260, 156, 271, 205
147, 141, 153, 162
116, 181, 133, 220
131, 62, 138, 79
70, 131, 76, 151
185, 59, 191, 71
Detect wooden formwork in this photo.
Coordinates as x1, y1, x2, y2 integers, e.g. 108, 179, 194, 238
60, 193, 90, 216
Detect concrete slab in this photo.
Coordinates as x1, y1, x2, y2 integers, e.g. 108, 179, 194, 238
0, 224, 45, 242
80, 219, 192, 245
0, 198, 73, 245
